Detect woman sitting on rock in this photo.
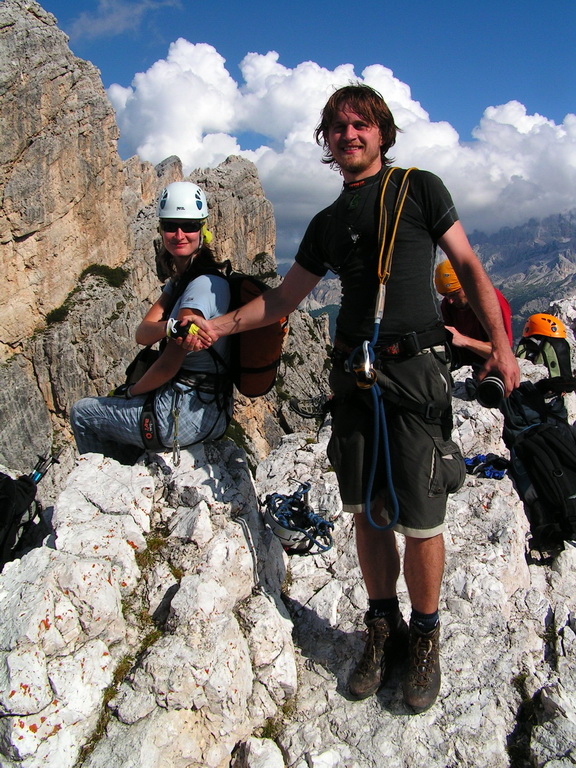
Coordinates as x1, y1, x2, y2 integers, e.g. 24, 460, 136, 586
71, 181, 232, 462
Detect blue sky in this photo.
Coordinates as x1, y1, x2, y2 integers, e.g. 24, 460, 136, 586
43, 0, 574, 141
40, 0, 576, 261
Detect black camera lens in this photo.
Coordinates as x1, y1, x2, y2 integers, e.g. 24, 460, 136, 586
476, 376, 505, 408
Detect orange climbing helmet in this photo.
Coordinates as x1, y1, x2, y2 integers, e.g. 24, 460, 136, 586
522, 313, 567, 339
434, 260, 461, 295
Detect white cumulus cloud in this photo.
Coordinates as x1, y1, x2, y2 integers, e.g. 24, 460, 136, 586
108, 41, 576, 262
108, 40, 242, 169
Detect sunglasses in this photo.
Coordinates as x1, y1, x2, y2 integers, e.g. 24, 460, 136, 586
160, 220, 203, 233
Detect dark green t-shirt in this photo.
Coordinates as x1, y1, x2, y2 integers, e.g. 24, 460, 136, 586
295, 167, 459, 344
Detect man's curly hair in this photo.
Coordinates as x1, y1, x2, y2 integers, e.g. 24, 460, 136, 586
314, 83, 400, 168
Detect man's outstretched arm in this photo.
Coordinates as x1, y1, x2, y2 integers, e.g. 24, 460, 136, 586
184, 263, 322, 348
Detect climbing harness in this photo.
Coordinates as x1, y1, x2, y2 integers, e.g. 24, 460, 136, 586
171, 388, 183, 466
262, 481, 334, 556
140, 392, 164, 455
346, 167, 415, 530
139, 372, 231, 466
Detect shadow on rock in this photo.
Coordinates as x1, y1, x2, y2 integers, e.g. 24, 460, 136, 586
284, 597, 409, 714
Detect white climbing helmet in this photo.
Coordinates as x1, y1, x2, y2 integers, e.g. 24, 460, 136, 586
264, 505, 316, 553
157, 182, 208, 220
262, 483, 334, 556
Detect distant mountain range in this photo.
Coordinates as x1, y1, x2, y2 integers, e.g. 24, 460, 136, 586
303, 210, 576, 342
470, 210, 576, 339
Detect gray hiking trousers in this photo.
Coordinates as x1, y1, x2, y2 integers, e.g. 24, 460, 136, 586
71, 381, 231, 462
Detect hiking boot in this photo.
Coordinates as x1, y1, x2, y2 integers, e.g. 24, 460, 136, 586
403, 621, 441, 713
348, 611, 409, 700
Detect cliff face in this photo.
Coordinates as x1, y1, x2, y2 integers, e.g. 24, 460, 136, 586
470, 211, 576, 339
0, 0, 330, 476
0, 0, 130, 351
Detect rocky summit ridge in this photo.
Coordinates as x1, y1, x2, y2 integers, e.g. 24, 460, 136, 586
1, 360, 576, 768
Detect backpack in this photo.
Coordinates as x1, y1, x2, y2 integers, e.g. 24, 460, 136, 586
516, 335, 573, 379
500, 378, 576, 547
0, 472, 38, 568
210, 265, 289, 398
513, 421, 576, 546
0, 451, 61, 568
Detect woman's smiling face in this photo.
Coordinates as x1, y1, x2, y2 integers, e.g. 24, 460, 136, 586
160, 220, 203, 266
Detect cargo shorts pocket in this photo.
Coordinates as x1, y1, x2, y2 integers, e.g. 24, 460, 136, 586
428, 437, 466, 497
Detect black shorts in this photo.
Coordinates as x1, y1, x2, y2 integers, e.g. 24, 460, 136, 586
327, 346, 465, 538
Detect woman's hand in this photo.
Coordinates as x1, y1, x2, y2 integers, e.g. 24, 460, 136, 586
171, 312, 213, 351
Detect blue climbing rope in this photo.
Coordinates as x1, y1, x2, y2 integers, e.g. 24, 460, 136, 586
348, 320, 400, 532
346, 167, 415, 532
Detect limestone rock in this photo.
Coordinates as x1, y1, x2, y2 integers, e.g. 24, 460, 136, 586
194, 157, 277, 274
0, 354, 53, 471
0, 0, 130, 350
2, 5, 576, 766
1, 364, 576, 766
231, 737, 285, 768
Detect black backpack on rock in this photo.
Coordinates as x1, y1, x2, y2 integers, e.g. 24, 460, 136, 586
500, 378, 576, 548
513, 421, 576, 546
0, 451, 61, 569
0, 472, 38, 567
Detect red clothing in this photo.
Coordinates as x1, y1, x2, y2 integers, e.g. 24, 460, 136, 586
440, 288, 512, 367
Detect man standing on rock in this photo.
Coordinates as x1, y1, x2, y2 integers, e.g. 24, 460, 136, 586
191, 84, 520, 712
